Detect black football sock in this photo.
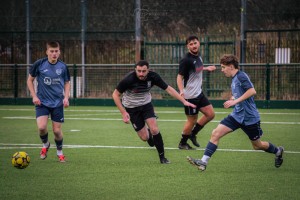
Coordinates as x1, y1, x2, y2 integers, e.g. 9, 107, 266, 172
54, 138, 63, 151
40, 133, 49, 144
265, 142, 278, 154
191, 123, 204, 136
180, 134, 189, 144
147, 129, 154, 147
153, 132, 165, 158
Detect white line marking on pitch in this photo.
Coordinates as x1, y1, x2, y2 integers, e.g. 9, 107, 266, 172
0, 143, 299, 154
3, 116, 300, 125
1, 108, 300, 115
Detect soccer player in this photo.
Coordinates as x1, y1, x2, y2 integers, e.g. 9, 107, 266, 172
187, 54, 284, 171
27, 41, 70, 163
177, 35, 216, 150
112, 60, 196, 164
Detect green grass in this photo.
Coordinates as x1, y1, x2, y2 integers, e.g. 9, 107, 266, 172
0, 105, 300, 200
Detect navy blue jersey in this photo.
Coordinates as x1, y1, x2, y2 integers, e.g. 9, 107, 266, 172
116, 70, 168, 108
178, 53, 204, 99
230, 71, 260, 125
29, 57, 70, 108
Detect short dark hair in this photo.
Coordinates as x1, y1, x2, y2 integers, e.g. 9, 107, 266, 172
46, 41, 60, 49
186, 35, 199, 45
220, 54, 239, 69
135, 60, 149, 68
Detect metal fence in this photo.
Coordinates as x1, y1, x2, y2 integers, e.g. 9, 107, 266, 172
143, 35, 236, 64
1, 30, 299, 66
245, 30, 300, 63
0, 63, 299, 101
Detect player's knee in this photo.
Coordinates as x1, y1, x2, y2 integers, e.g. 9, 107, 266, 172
38, 126, 47, 133
140, 134, 148, 141
207, 111, 215, 121
149, 127, 159, 135
53, 129, 62, 138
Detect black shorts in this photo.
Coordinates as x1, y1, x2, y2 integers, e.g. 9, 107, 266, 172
220, 115, 263, 141
184, 92, 211, 115
125, 102, 156, 132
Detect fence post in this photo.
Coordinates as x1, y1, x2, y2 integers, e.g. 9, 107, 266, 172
14, 64, 18, 99
73, 64, 77, 100
265, 63, 270, 108
204, 36, 209, 63
204, 36, 210, 96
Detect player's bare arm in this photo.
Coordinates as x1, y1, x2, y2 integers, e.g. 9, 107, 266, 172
204, 65, 216, 72
165, 86, 196, 108
27, 74, 41, 105
112, 89, 130, 123
63, 81, 71, 108
176, 74, 184, 97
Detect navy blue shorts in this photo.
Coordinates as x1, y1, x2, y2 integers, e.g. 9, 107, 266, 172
184, 92, 211, 115
220, 115, 263, 141
36, 104, 64, 123
125, 103, 156, 132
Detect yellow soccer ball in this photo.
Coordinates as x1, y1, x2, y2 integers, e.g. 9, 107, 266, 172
12, 151, 30, 169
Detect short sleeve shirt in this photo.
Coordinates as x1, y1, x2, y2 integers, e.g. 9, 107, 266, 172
116, 71, 168, 108
29, 57, 70, 108
230, 71, 260, 125
178, 53, 204, 99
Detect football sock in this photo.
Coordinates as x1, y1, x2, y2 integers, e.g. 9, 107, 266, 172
55, 139, 63, 151
147, 132, 154, 147
57, 150, 63, 156
191, 123, 204, 136
180, 134, 189, 144
40, 133, 49, 144
265, 142, 278, 154
203, 141, 218, 158
43, 141, 50, 148
153, 132, 165, 158
201, 155, 211, 164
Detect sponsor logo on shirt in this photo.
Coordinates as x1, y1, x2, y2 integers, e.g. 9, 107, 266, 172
44, 77, 51, 85
43, 77, 61, 85
52, 78, 61, 85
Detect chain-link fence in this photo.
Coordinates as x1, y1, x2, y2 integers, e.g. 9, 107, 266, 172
1, 63, 299, 101
2, 30, 299, 66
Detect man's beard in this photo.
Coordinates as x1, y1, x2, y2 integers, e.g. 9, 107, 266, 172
190, 49, 198, 55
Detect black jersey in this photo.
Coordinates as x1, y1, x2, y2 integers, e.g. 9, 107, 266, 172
116, 70, 168, 108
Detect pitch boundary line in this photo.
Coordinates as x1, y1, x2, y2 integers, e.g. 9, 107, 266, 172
0, 143, 299, 154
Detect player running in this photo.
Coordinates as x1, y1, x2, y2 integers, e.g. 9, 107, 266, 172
187, 54, 284, 171
112, 60, 196, 164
